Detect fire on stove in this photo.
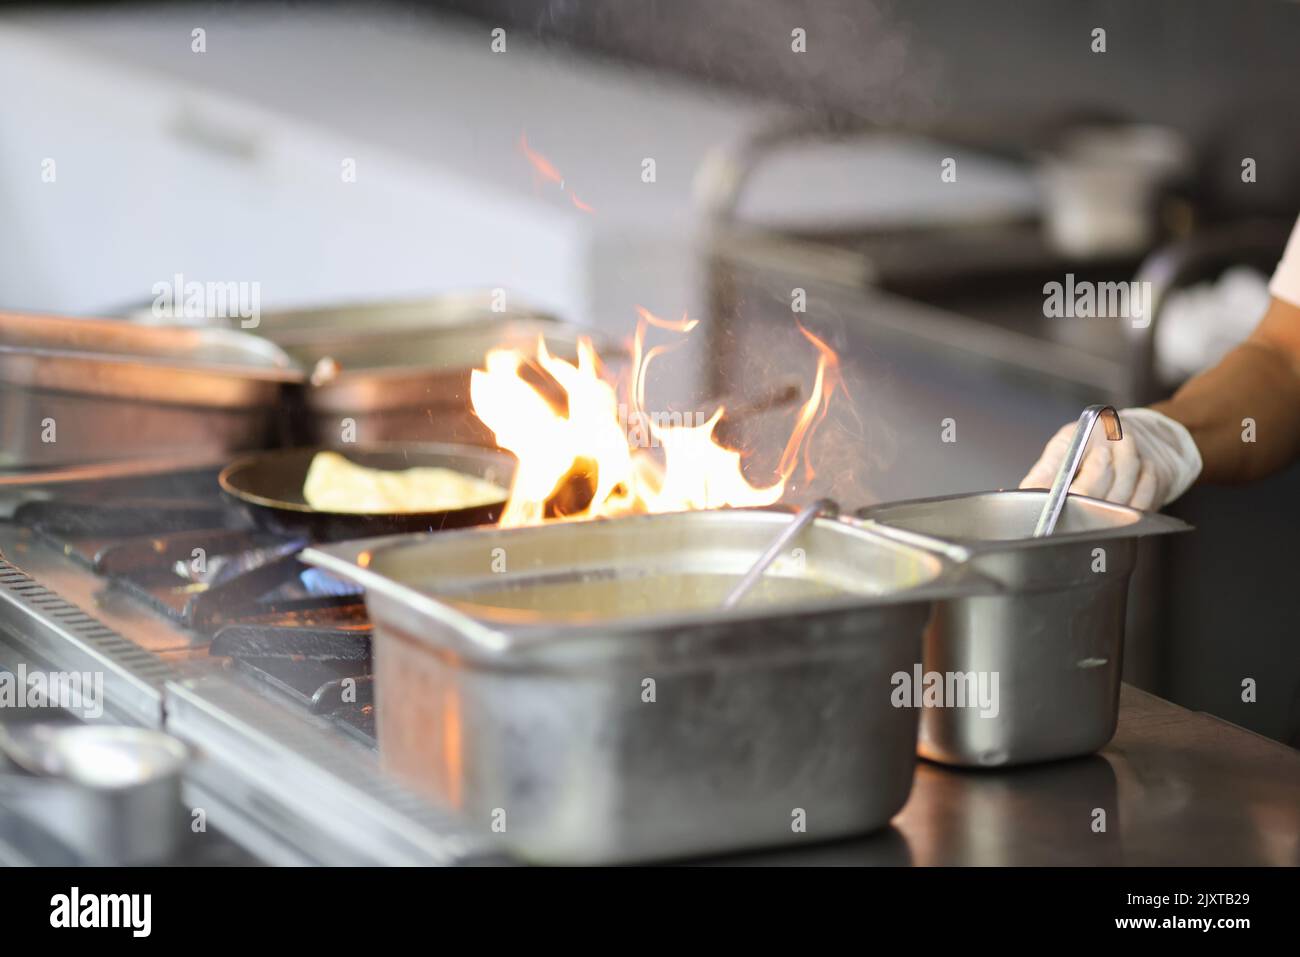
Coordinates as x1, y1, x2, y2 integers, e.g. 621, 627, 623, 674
470, 306, 843, 527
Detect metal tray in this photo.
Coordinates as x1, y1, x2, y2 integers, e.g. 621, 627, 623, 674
857, 490, 1191, 767
0, 312, 302, 467
303, 508, 989, 863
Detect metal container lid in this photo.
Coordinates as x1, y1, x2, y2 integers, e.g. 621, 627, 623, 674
0, 311, 302, 407
125, 290, 560, 343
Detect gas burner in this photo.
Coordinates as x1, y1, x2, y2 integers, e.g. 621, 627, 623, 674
211, 625, 375, 744
8, 463, 377, 743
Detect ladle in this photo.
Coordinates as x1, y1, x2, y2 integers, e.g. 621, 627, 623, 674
722, 499, 838, 609
1032, 405, 1123, 537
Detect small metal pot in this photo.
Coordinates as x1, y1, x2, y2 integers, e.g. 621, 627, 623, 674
857, 490, 1191, 768
0, 724, 189, 864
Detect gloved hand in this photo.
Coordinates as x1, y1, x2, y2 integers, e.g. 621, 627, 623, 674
1019, 407, 1203, 510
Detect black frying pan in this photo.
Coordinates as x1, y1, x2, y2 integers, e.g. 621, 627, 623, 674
218, 444, 515, 542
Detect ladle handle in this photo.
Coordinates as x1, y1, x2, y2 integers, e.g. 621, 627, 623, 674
1032, 405, 1123, 538
723, 500, 838, 610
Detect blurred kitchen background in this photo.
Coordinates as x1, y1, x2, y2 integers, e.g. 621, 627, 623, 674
1, 0, 1297, 743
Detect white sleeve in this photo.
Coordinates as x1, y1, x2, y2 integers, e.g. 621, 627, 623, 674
1268, 214, 1300, 307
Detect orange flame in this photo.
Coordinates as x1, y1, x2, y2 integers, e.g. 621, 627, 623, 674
518, 132, 594, 214
518, 132, 564, 186
469, 310, 839, 526
783, 322, 843, 483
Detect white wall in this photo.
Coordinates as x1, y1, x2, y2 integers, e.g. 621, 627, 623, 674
1, 6, 1036, 329
0, 26, 594, 322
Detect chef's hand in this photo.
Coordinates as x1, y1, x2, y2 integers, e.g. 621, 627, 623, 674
1019, 407, 1203, 510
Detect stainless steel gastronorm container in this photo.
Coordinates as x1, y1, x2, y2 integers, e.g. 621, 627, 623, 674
0, 311, 302, 468
289, 317, 623, 449
303, 509, 989, 864
856, 490, 1191, 768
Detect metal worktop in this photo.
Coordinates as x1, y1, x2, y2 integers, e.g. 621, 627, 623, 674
729, 685, 1300, 866
2, 513, 1297, 866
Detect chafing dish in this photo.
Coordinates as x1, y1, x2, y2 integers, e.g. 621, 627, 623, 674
303, 508, 990, 863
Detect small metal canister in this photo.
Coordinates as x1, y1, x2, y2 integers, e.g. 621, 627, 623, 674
858, 489, 1190, 767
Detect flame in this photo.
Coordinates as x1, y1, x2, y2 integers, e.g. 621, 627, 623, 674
470, 309, 840, 527
784, 322, 843, 483
518, 132, 595, 214
518, 132, 564, 187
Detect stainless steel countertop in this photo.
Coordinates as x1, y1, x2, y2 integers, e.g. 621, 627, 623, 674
732, 685, 1300, 866
2, 513, 1297, 866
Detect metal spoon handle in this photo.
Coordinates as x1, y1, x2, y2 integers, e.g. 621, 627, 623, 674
1032, 405, 1122, 538
722, 499, 838, 610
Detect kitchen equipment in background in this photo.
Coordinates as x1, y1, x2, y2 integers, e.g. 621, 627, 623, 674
219, 444, 514, 542
857, 490, 1190, 767
1038, 125, 1191, 259
0, 311, 302, 468
0, 724, 188, 865
126, 290, 560, 339
242, 291, 560, 346
122, 291, 610, 449
1152, 266, 1271, 385
1131, 219, 1294, 397
290, 317, 623, 448
303, 508, 991, 864
1032, 404, 1122, 537
127, 291, 785, 453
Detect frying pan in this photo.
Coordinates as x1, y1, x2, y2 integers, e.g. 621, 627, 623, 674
219, 444, 515, 542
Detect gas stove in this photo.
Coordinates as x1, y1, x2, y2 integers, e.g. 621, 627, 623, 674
0, 461, 504, 865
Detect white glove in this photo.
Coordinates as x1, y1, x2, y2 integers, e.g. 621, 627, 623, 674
1019, 407, 1202, 510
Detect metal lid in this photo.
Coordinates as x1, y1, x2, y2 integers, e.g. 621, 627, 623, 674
0, 311, 302, 407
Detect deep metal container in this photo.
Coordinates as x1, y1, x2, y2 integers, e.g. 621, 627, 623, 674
856, 490, 1191, 768
290, 317, 623, 448
0, 311, 302, 468
303, 509, 988, 864
126, 292, 619, 450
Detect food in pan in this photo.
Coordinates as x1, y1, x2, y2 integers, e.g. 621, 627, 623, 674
302, 451, 506, 514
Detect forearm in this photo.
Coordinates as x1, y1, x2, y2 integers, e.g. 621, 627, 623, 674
1151, 299, 1300, 485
